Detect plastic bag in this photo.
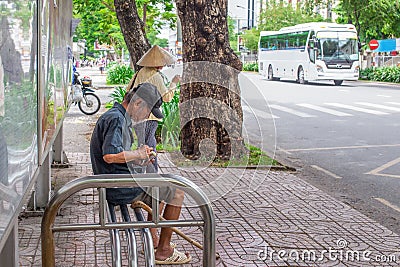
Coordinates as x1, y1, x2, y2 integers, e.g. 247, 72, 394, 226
72, 85, 83, 103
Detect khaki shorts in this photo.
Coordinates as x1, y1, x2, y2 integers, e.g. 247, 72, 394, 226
133, 186, 176, 206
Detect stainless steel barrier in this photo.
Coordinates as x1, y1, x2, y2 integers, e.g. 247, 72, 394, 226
100, 188, 154, 267
41, 174, 216, 267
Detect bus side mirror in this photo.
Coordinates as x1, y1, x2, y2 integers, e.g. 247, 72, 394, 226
314, 39, 320, 50
358, 41, 362, 52
312, 37, 320, 49
313, 48, 318, 62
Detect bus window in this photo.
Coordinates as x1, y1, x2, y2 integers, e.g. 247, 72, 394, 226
316, 31, 359, 61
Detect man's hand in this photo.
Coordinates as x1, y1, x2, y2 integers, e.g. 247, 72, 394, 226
138, 147, 157, 166
137, 145, 152, 160
171, 74, 181, 84
103, 145, 153, 164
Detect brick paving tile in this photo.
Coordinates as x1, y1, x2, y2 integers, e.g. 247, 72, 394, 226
18, 110, 400, 266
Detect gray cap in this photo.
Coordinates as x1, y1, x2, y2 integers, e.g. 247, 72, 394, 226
130, 83, 164, 119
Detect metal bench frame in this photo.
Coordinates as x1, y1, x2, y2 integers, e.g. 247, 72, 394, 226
41, 174, 216, 267
103, 189, 155, 267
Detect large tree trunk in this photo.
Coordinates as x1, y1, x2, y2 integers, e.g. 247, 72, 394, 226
176, 0, 245, 160
114, 0, 150, 71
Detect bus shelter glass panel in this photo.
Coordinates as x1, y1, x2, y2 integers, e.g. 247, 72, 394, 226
0, 0, 38, 240
39, 0, 72, 159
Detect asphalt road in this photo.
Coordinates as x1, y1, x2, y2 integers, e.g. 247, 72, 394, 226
240, 72, 400, 234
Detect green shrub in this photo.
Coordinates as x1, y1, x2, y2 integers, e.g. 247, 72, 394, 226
157, 87, 180, 149
110, 86, 127, 103
360, 66, 400, 83
243, 62, 259, 72
105, 86, 127, 108
360, 67, 375, 80
106, 64, 134, 85
106, 61, 118, 69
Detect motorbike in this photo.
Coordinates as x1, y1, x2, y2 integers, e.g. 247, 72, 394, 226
71, 71, 101, 115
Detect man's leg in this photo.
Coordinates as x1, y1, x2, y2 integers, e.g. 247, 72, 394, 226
147, 201, 165, 248
154, 189, 189, 260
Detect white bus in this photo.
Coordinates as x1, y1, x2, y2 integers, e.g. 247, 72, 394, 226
258, 22, 360, 86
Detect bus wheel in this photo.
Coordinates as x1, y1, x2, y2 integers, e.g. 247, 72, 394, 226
267, 65, 274, 81
298, 67, 306, 84
334, 80, 343, 86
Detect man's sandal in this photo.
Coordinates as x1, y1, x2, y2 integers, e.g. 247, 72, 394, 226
155, 242, 176, 251
141, 242, 176, 254
155, 248, 191, 265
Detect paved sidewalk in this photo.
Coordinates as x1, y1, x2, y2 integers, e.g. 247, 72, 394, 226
18, 68, 400, 266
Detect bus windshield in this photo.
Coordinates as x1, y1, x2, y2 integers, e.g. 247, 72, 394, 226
316, 31, 359, 62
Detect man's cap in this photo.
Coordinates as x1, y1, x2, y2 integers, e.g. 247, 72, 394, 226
131, 83, 164, 119
137, 45, 176, 67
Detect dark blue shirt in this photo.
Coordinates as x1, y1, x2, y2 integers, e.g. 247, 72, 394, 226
90, 102, 143, 205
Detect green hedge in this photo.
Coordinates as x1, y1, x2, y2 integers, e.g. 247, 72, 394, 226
243, 62, 259, 72
157, 88, 180, 150
360, 66, 400, 83
106, 64, 134, 85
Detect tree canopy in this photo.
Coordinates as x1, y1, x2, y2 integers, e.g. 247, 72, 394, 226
73, 0, 124, 55
73, 0, 176, 58
241, 28, 260, 53
335, 0, 400, 42
258, 1, 324, 31
240, 1, 323, 52
239, 0, 400, 52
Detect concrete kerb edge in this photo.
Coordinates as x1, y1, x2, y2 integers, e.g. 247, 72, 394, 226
227, 165, 296, 171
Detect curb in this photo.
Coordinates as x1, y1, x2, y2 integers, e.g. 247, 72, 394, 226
227, 165, 296, 171
96, 86, 116, 90
356, 79, 400, 86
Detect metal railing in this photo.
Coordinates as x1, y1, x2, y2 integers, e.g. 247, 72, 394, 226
101, 188, 155, 267
371, 56, 400, 67
41, 174, 216, 267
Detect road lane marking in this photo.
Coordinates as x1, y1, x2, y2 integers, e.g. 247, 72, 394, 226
377, 95, 392, 98
325, 103, 389, 115
385, 102, 400, 106
368, 173, 400, 179
355, 102, 400, 112
297, 103, 353, 117
311, 165, 342, 179
242, 105, 279, 119
287, 144, 400, 152
374, 198, 400, 213
269, 104, 316, 118
277, 147, 292, 155
365, 157, 400, 178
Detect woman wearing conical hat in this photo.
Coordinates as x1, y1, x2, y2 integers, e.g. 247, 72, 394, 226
126, 45, 181, 173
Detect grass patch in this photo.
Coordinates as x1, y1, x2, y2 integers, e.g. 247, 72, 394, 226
165, 143, 280, 168
209, 144, 279, 168
156, 143, 180, 152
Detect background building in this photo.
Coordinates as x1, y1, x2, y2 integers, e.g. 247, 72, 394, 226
228, 0, 340, 31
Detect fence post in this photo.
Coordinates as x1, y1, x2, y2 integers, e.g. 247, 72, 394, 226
0, 223, 19, 267
35, 152, 51, 209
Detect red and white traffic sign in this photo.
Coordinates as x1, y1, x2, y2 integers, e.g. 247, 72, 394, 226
369, 39, 379, 50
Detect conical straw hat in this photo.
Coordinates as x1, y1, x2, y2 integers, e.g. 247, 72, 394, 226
137, 45, 177, 67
